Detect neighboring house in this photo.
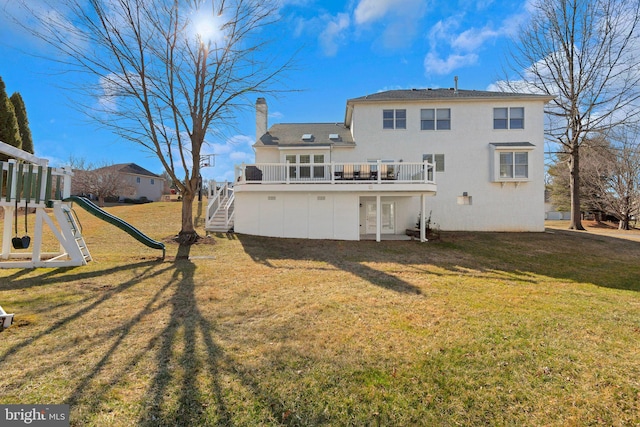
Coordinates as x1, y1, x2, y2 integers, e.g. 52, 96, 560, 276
73, 163, 165, 202
231, 88, 553, 241
109, 163, 165, 201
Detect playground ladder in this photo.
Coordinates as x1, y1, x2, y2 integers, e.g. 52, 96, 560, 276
59, 204, 92, 263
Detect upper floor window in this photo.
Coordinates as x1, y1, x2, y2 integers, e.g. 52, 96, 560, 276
151, 178, 155, 185
136, 177, 141, 183
421, 109, 451, 130
383, 109, 406, 129
494, 107, 524, 129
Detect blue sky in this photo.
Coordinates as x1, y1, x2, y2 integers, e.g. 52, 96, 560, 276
0, 0, 532, 182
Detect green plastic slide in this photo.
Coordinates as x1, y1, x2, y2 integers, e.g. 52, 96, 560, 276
65, 196, 165, 258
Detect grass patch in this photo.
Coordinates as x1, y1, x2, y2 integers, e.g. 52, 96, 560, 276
0, 204, 639, 426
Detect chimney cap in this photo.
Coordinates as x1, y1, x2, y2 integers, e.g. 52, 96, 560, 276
256, 97, 266, 104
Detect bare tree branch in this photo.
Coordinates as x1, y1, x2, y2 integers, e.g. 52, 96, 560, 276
502, 0, 640, 230
12, 0, 293, 244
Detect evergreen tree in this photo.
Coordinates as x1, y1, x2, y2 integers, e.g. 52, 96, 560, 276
0, 77, 22, 155
10, 92, 33, 154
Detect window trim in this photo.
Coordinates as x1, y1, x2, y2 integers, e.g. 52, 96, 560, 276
421, 108, 451, 131
422, 153, 445, 172
493, 107, 525, 130
383, 109, 406, 130
490, 142, 534, 182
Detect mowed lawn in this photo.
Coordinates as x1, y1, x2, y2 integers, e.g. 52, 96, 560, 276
0, 200, 639, 426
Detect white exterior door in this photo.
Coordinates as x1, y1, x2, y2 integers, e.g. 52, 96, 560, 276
365, 201, 395, 234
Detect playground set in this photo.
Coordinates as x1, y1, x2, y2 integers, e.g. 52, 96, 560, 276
0, 141, 165, 331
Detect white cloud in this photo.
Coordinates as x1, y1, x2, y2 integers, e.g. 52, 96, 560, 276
269, 111, 285, 120
229, 151, 254, 162
295, 12, 351, 57
452, 26, 500, 52
211, 143, 233, 155
354, 0, 426, 49
292, 0, 426, 56
424, 52, 479, 75
227, 134, 255, 147
319, 13, 350, 56
354, 0, 405, 25
423, 6, 530, 76
0, 0, 88, 54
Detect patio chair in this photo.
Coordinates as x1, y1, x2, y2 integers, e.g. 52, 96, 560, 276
343, 164, 355, 179
379, 164, 389, 179
359, 164, 371, 179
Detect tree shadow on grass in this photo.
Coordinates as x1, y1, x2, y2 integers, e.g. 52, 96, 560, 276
1, 245, 234, 425
238, 235, 423, 295
138, 246, 232, 426
0, 261, 173, 366
236, 230, 640, 293
0, 260, 163, 291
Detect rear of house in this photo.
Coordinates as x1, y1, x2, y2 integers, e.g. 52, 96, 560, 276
232, 88, 552, 241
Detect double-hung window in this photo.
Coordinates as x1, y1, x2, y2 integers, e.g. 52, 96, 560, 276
423, 154, 445, 182
421, 109, 451, 130
423, 154, 445, 172
490, 143, 534, 182
383, 109, 406, 129
499, 152, 528, 178
494, 107, 524, 129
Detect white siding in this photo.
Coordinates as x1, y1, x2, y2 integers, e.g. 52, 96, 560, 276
235, 192, 360, 240
345, 98, 546, 231
243, 94, 549, 237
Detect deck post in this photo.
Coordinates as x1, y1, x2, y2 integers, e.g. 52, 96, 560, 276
286, 161, 290, 184
376, 195, 381, 243
420, 194, 427, 242
1, 206, 12, 259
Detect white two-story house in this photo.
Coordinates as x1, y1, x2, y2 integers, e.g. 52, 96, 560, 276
229, 88, 553, 241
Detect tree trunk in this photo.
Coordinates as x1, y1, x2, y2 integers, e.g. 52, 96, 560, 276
569, 146, 585, 230
619, 216, 629, 230
620, 196, 630, 230
177, 189, 199, 246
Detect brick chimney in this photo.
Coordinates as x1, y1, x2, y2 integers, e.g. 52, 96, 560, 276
256, 97, 268, 139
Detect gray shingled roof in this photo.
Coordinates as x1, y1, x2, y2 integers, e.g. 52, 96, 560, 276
255, 123, 355, 147
95, 163, 160, 177
348, 88, 553, 102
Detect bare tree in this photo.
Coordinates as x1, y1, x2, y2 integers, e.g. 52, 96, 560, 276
69, 157, 135, 207
581, 130, 640, 229
14, 0, 290, 244
502, 0, 640, 230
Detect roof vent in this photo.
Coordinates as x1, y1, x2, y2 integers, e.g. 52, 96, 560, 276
302, 134, 314, 141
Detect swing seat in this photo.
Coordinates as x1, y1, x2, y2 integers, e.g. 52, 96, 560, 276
12, 236, 31, 249
0, 306, 14, 330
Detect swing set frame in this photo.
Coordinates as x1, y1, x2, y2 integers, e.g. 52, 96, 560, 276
0, 141, 83, 268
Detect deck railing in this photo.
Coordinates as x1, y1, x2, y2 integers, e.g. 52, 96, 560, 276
235, 161, 435, 185
206, 180, 235, 230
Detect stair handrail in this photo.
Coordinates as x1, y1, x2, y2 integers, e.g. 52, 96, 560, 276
222, 191, 235, 229
206, 181, 224, 225
68, 207, 84, 235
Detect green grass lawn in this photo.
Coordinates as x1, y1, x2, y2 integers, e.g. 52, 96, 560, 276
0, 202, 638, 426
